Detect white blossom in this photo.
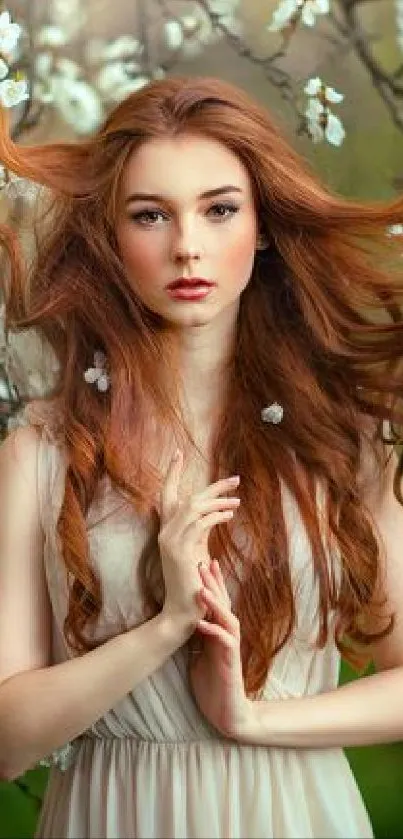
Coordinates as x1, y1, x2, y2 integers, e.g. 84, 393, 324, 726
261, 402, 284, 424
268, 0, 329, 32
179, 7, 217, 58
101, 35, 143, 62
0, 77, 29, 109
95, 59, 152, 103
0, 11, 23, 56
387, 224, 403, 236
163, 20, 184, 51
49, 0, 86, 39
97, 74, 151, 104
180, 14, 200, 37
304, 77, 344, 104
301, 0, 329, 26
151, 67, 166, 81
206, 0, 240, 13
0, 59, 8, 81
39, 741, 78, 771
4, 172, 42, 204
305, 97, 325, 143
324, 86, 344, 104
50, 77, 103, 134
36, 25, 69, 48
84, 351, 110, 392
395, 0, 403, 51
55, 57, 81, 79
205, 0, 242, 32
324, 112, 345, 146
0, 164, 7, 188
304, 76, 322, 96
217, 14, 244, 36
96, 62, 131, 97
109, 77, 150, 101
35, 52, 53, 79
304, 77, 345, 147
33, 80, 55, 105
268, 0, 298, 31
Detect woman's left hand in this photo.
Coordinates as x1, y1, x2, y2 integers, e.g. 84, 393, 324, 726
188, 559, 253, 739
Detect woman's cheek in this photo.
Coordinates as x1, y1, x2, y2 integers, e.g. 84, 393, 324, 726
122, 240, 161, 286
221, 231, 256, 287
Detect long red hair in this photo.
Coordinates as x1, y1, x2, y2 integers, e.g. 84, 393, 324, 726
1, 76, 403, 693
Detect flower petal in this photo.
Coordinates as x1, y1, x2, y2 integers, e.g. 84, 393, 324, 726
261, 402, 284, 424
325, 112, 346, 146
304, 76, 322, 96
325, 85, 344, 104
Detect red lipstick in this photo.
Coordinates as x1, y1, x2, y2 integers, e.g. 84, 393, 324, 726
166, 277, 216, 301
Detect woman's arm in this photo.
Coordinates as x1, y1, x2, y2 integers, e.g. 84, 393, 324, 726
192, 446, 403, 748
236, 444, 403, 747
237, 665, 403, 748
0, 428, 192, 782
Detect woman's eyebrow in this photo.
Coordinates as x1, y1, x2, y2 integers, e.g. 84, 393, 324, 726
125, 185, 244, 205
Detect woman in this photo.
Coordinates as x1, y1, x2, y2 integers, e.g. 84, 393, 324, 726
0, 75, 402, 839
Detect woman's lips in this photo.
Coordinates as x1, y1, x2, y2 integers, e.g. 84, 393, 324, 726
166, 280, 216, 301
166, 284, 214, 301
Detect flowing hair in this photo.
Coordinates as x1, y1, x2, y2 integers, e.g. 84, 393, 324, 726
1, 76, 403, 694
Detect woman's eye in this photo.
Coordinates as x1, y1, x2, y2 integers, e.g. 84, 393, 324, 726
208, 203, 240, 220
130, 209, 167, 225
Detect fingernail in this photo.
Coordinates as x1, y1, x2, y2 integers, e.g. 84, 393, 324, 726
229, 475, 240, 484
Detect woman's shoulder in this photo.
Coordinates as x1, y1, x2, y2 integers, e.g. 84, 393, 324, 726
10, 396, 65, 446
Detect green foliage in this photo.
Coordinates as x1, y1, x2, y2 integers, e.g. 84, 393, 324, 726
0, 767, 47, 839
340, 660, 403, 838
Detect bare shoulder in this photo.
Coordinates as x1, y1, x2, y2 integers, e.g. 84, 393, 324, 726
0, 424, 42, 503
0, 422, 41, 460
0, 425, 51, 685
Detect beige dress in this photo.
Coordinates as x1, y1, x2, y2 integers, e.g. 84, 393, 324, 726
22, 404, 373, 839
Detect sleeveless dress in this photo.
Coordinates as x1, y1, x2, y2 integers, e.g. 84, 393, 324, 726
21, 402, 373, 839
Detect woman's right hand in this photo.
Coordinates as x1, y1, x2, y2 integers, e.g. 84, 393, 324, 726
158, 449, 240, 628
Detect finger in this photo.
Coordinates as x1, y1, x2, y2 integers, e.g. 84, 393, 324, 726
198, 562, 225, 602
175, 495, 240, 534
197, 475, 240, 501
160, 449, 184, 522
197, 588, 239, 636
185, 509, 234, 537
196, 619, 234, 650
211, 559, 232, 605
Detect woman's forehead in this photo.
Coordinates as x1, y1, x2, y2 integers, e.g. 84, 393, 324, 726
119, 134, 253, 199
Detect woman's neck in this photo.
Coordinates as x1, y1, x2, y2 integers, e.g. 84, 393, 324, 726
173, 315, 236, 429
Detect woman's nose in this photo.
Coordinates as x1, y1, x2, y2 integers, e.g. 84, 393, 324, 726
171, 223, 202, 262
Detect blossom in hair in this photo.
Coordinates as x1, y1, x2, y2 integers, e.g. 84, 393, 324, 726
304, 77, 345, 147
84, 351, 110, 392
387, 224, 403, 237
261, 402, 284, 424
267, 0, 329, 32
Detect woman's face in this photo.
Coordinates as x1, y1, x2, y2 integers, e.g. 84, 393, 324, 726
115, 133, 259, 329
